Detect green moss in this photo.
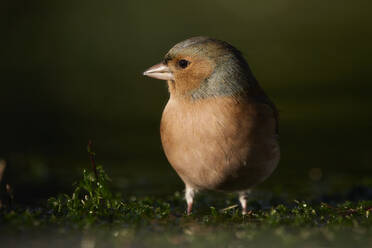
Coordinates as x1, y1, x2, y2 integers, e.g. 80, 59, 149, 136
1, 163, 372, 247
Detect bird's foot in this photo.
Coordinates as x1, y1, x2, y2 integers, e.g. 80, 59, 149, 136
187, 202, 193, 215
242, 209, 253, 216
239, 190, 251, 216
185, 185, 196, 215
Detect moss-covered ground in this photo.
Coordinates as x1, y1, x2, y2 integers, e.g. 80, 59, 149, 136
1, 162, 371, 248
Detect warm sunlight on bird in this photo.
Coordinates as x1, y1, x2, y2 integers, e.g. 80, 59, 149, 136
143, 37, 280, 215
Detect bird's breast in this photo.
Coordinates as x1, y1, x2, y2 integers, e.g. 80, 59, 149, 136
160, 96, 279, 191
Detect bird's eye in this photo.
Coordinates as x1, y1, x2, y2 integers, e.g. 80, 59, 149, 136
178, 59, 190, 69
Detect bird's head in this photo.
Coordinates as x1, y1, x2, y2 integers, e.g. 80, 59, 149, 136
143, 37, 257, 100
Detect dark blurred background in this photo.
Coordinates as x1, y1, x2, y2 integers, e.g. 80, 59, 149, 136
1, 0, 372, 204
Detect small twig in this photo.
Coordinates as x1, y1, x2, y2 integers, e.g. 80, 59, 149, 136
323, 203, 372, 216
219, 204, 239, 213
87, 140, 98, 180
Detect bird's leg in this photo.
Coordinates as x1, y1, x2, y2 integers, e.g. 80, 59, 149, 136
185, 185, 197, 215
239, 190, 251, 215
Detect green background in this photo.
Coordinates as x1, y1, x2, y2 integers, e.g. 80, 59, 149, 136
1, 0, 372, 203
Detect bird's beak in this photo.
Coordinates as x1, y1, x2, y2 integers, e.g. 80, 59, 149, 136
143, 63, 174, 81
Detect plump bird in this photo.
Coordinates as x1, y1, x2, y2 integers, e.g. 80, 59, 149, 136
143, 37, 280, 215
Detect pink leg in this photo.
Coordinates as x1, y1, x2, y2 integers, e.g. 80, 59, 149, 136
185, 185, 196, 215
187, 201, 193, 215
239, 190, 251, 215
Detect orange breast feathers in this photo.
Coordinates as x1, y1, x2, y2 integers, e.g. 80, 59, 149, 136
160, 95, 279, 191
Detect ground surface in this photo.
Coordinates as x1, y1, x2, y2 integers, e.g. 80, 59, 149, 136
1, 166, 372, 248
